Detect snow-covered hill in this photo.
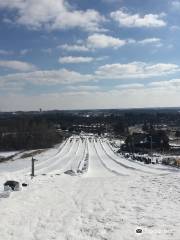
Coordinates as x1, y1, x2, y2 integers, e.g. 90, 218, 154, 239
0, 135, 180, 239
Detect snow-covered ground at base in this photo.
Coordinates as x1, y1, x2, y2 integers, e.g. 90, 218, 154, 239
0, 135, 180, 240
0, 151, 20, 158
170, 143, 180, 147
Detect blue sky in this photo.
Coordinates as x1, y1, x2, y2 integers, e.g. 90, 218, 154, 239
0, 0, 180, 110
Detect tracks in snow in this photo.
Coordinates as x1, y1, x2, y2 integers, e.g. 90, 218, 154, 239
0, 135, 173, 178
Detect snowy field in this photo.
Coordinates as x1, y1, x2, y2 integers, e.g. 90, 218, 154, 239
0, 151, 20, 158
0, 135, 180, 240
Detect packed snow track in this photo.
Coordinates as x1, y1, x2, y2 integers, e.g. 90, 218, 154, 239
0, 135, 180, 240
0, 135, 175, 177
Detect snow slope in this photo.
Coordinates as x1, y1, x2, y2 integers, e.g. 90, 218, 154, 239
100, 140, 176, 174
0, 151, 20, 158
0, 135, 180, 240
85, 138, 115, 177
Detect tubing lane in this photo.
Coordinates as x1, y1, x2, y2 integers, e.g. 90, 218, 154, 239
94, 140, 129, 176
36, 138, 77, 174
49, 137, 80, 174
94, 142, 126, 176
101, 140, 168, 174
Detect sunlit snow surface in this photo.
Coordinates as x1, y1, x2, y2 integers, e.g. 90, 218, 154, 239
0, 151, 19, 158
0, 135, 180, 240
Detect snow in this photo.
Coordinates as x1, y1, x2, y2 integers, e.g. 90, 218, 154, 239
0, 135, 180, 239
0, 151, 19, 158
85, 138, 115, 177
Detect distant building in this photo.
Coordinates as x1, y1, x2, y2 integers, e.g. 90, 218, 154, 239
122, 130, 169, 153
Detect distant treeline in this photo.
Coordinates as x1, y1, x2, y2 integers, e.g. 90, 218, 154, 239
0, 115, 63, 150
0, 109, 180, 150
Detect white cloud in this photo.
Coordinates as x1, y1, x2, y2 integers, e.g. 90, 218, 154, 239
59, 44, 89, 52
1, 67, 180, 110
59, 34, 126, 51
0, 49, 14, 55
0, 68, 93, 86
58, 36, 161, 53
1, 62, 179, 93
87, 33, 126, 49
67, 85, 100, 91
0, 81, 25, 92
59, 56, 94, 64
171, 1, 180, 9
116, 83, 144, 89
148, 79, 180, 88
127, 38, 162, 47
20, 49, 31, 56
2, 83, 180, 111
138, 38, 161, 45
0, 0, 105, 32
0, 60, 37, 72
113, 79, 180, 92
95, 62, 180, 79
58, 55, 108, 64
110, 9, 166, 28
116, 79, 180, 91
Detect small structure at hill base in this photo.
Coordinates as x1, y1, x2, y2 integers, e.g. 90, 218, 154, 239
64, 170, 76, 176
136, 228, 142, 233
4, 180, 20, 191
22, 183, 28, 187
